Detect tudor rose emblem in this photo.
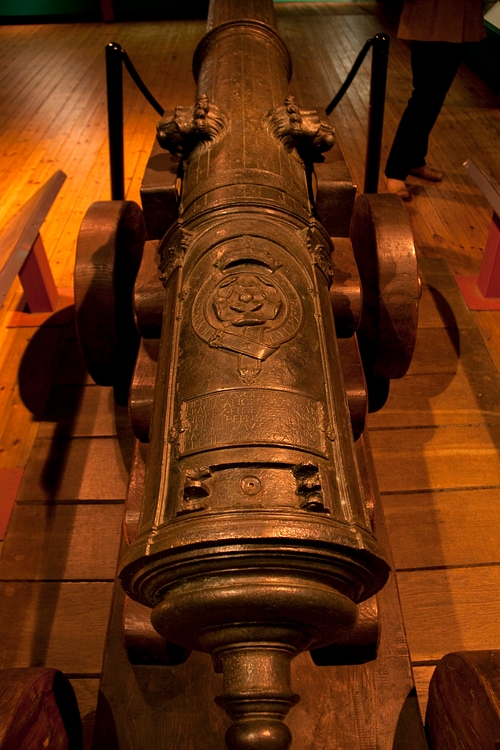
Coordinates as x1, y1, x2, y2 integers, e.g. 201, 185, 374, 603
192, 259, 303, 382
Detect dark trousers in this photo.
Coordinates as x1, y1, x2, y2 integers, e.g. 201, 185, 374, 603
385, 41, 463, 180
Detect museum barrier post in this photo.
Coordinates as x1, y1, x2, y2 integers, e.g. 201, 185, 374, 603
105, 42, 164, 200
325, 33, 390, 194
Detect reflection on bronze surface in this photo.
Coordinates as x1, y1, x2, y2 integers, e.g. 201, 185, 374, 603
114, 1, 401, 748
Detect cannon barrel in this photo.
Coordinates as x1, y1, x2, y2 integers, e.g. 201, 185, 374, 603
117, 2, 391, 748
74, 0, 421, 747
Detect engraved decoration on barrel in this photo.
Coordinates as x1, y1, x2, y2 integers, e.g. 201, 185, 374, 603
192, 246, 302, 384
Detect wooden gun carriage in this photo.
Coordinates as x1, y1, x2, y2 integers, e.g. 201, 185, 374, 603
73, 0, 423, 747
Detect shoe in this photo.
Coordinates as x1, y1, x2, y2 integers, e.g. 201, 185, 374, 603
386, 178, 410, 201
410, 165, 443, 182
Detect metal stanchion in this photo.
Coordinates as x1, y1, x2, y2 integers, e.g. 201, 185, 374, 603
106, 42, 125, 201
364, 33, 389, 194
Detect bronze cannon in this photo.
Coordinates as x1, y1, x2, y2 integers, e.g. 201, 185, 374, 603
74, 1, 420, 747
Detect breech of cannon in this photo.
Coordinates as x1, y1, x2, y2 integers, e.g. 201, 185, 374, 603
74, 0, 420, 747
118, 207, 390, 748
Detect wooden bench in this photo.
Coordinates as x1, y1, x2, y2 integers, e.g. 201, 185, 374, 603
456, 159, 500, 310
0, 171, 75, 541
0, 171, 73, 327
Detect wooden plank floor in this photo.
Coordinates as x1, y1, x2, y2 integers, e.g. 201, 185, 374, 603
0, 1, 500, 741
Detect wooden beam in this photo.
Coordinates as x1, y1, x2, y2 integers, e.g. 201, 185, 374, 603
0, 172, 66, 310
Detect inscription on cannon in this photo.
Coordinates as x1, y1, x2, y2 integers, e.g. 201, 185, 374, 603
178, 389, 327, 456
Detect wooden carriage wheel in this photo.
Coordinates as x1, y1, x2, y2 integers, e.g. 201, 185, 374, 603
74, 200, 145, 404
350, 193, 420, 388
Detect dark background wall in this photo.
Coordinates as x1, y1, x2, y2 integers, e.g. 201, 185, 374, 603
0, 0, 210, 21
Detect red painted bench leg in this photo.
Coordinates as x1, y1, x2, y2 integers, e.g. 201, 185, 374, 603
18, 234, 58, 313
0, 468, 23, 540
455, 212, 500, 311
478, 212, 500, 298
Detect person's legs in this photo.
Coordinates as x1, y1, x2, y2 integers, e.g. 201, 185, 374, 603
385, 41, 463, 186
407, 41, 462, 170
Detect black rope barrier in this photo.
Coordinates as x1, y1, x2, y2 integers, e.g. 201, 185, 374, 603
325, 38, 373, 116
106, 41, 165, 200
106, 33, 389, 201
325, 33, 390, 194
364, 34, 390, 194
121, 48, 165, 118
